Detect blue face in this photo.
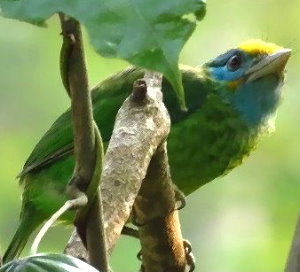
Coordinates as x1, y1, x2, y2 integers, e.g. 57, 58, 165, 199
205, 49, 283, 128
206, 49, 256, 81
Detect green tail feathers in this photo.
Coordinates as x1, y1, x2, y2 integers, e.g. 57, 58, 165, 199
3, 212, 43, 264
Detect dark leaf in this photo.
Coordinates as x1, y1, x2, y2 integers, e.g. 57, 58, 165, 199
0, 253, 100, 272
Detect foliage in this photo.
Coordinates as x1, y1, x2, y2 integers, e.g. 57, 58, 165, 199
0, 253, 100, 272
0, 0, 206, 108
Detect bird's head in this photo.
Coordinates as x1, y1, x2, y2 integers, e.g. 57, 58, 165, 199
204, 39, 291, 129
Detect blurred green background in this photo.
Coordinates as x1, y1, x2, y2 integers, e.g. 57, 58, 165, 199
0, 0, 299, 271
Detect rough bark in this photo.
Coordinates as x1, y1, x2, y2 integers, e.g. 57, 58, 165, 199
65, 71, 189, 271
134, 143, 187, 272
65, 72, 170, 258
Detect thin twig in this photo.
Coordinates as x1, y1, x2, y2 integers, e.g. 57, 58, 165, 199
59, 14, 95, 172
59, 13, 108, 272
31, 198, 86, 255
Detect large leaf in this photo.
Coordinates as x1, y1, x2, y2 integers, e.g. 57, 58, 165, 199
0, 253, 100, 272
0, 0, 206, 109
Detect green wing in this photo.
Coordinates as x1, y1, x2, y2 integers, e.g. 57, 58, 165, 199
19, 66, 209, 179
19, 67, 143, 178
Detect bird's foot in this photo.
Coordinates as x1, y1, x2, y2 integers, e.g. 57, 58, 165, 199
121, 226, 139, 239
131, 207, 145, 227
183, 239, 195, 272
136, 241, 195, 272
137, 250, 145, 272
137, 249, 143, 261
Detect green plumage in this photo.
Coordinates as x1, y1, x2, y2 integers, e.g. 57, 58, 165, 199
4, 67, 259, 262
19, 66, 259, 216
4, 40, 288, 263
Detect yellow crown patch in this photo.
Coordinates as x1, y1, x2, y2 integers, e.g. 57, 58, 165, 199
238, 39, 283, 55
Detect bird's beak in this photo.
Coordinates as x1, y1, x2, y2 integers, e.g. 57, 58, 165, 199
246, 48, 291, 82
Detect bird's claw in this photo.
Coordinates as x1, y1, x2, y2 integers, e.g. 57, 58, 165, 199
174, 187, 186, 210
137, 250, 145, 272
131, 208, 145, 227
136, 241, 195, 271
121, 226, 139, 239
183, 240, 195, 272
137, 249, 143, 261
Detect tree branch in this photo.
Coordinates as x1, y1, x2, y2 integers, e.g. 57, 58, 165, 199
285, 212, 300, 272
65, 72, 171, 262
59, 14, 108, 272
134, 143, 187, 272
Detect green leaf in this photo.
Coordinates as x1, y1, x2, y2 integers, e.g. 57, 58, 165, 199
0, 253, 101, 272
0, 0, 206, 109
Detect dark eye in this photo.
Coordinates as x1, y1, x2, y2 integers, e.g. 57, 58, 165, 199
227, 55, 242, 71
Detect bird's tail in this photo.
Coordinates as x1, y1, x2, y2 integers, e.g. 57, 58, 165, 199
3, 211, 43, 264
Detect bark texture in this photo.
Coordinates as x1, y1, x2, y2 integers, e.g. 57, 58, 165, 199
65, 72, 170, 257
134, 143, 187, 272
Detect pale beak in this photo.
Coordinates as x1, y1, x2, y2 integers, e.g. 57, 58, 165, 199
246, 48, 291, 82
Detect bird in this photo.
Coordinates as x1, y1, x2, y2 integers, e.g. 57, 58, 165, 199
3, 39, 291, 263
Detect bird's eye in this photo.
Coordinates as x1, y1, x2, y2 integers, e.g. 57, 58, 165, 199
227, 55, 242, 71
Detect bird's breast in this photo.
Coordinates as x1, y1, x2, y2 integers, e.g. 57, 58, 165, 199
167, 93, 260, 195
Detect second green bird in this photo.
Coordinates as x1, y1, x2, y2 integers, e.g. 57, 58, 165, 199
3, 39, 291, 263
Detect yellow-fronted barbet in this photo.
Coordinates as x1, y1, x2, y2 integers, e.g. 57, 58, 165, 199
3, 39, 291, 263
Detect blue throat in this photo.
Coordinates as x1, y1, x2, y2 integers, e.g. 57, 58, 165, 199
230, 75, 282, 128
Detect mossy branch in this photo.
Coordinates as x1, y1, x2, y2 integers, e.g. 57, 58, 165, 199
133, 142, 187, 272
